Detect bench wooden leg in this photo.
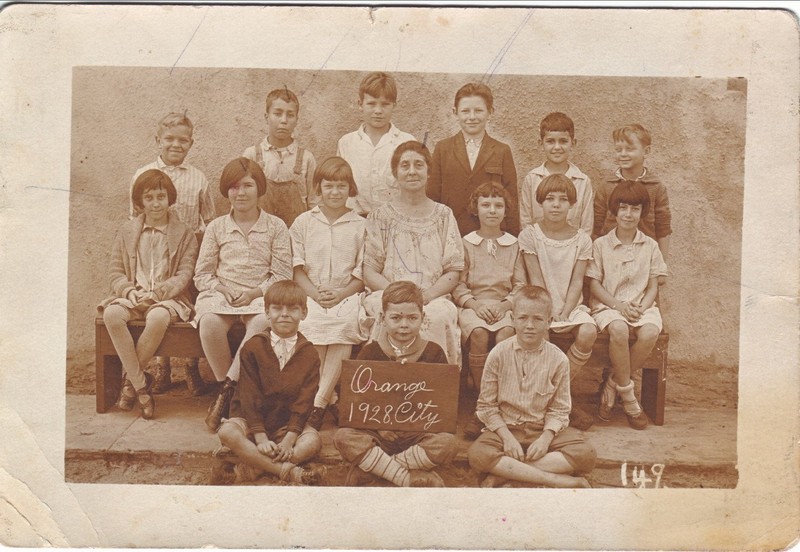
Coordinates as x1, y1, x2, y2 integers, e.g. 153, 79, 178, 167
96, 354, 123, 413
641, 366, 666, 426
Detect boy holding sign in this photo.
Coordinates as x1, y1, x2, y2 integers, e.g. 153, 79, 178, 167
468, 285, 597, 488
333, 281, 459, 487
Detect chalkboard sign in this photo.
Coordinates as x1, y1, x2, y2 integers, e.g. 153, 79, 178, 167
339, 359, 460, 433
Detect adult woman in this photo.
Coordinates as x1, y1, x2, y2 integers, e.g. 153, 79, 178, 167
193, 157, 292, 431
363, 141, 465, 365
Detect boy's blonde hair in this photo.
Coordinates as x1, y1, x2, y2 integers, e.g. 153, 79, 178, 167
612, 124, 651, 148
513, 285, 553, 315
157, 112, 193, 136
535, 174, 577, 205
359, 72, 398, 103
264, 280, 307, 308
313, 156, 358, 197
265, 87, 300, 114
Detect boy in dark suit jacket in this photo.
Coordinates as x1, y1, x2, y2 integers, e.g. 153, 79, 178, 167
427, 82, 519, 236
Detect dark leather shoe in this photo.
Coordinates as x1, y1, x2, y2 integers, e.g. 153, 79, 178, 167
150, 357, 173, 394
463, 412, 484, 440
184, 359, 209, 396
117, 378, 136, 411
305, 406, 326, 431
205, 378, 236, 432
137, 372, 155, 420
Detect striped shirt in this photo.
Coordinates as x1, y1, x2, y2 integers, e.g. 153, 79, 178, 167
336, 123, 416, 215
134, 224, 169, 292
476, 336, 571, 434
130, 158, 216, 233
519, 162, 594, 233
289, 207, 366, 288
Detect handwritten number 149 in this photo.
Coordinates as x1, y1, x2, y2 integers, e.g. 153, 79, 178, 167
621, 462, 665, 488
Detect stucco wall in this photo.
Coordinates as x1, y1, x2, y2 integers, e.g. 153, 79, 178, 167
67, 67, 745, 374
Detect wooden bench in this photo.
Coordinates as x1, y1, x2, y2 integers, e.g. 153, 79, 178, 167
549, 331, 668, 425
95, 319, 247, 413
95, 318, 668, 425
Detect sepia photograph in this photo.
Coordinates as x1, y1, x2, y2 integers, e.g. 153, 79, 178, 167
1, 4, 797, 549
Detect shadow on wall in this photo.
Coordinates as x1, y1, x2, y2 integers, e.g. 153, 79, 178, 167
67, 67, 746, 374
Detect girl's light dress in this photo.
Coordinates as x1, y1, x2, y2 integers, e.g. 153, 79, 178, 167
192, 210, 292, 324
363, 202, 465, 365
453, 231, 524, 343
517, 223, 596, 332
290, 206, 368, 345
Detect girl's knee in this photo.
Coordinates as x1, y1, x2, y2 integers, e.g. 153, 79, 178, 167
145, 307, 171, 329
102, 305, 128, 327
576, 324, 597, 347
607, 321, 629, 342
637, 324, 660, 345
496, 327, 515, 343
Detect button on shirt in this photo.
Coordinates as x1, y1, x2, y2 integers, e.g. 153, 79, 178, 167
270, 333, 297, 370
585, 229, 668, 312
135, 223, 169, 292
476, 337, 571, 434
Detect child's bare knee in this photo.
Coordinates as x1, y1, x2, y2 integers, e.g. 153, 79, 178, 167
607, 321, 629, 342
637, 324, 660, 344
576, 323, 597, 347
470, 329, 490, 350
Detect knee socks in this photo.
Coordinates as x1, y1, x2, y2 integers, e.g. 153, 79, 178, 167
358, 446, 410, 487
392, 445, 436, 471
468, 353, 488, 390
567, 344, 592, 381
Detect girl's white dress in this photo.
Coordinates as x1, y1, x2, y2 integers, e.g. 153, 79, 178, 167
517, 223, 596, 331
290, 207, 368, 345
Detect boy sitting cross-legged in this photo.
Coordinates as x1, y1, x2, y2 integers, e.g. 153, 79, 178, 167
333, 281, 459, 487
211, 280, 327, 485
468, 285, 596, 488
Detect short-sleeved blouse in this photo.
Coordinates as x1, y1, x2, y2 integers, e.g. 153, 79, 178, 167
518, 223, 592, 316
364, 202, 465, 289
289, 207, 365, 287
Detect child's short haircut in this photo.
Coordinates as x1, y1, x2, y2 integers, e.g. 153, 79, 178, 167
313, 156, 358, 197
468, 181, 514, 216
219, 157, 267, 197
265, 87, 300, 114
390, 141, 432, 177
612, 123, 651, 148
157, 112, 193, 136
453, 82, 494, 112
539, 112, 574, 139
608, 180, 650, 217
514, 285, 553, 314
131, 169, 177, 210
382, 280, 424, 313
535, 174, 577, 206
359, 72, 398, 103
264, 280, 307, 308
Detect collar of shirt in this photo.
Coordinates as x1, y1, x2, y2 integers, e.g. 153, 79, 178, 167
464, 133, 485, 148
463, 230, 516, 247
608, 228, 647, 247
270, 332, 298, 369
532, 162, 585, 180
355, 123, 401, 144
223, 209, 270, 235
613, 166, 649, 181
260, 137, 297, 154
309, 205, 364, 225
142, 222, 168, 234
512, 336, 546, 354
156, 157, 187, 171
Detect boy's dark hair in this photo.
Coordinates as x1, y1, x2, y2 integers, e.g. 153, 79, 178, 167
612, 124, 651, 148
264, 280, 307, 308
535, 174, 577, 206
265, 88, 300, 114
514, 285, 553, 315
359, 72, 398, 103
131, 169, 177, 210
608, 180, 650, 217
313, 156, 358, 197
157, 112, 193, 136
467, 181, 514, 217
382, 280, 424, 313
219, 157, 267, 198
454, 82, 494, 112
390, 140, 432, 178
540, 112, 574, 139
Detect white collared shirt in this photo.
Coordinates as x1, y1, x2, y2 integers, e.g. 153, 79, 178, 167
270, 332, 298, 370
337, 123, 416, 215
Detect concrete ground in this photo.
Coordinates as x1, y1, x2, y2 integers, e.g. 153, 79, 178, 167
64, 378, 738, 488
